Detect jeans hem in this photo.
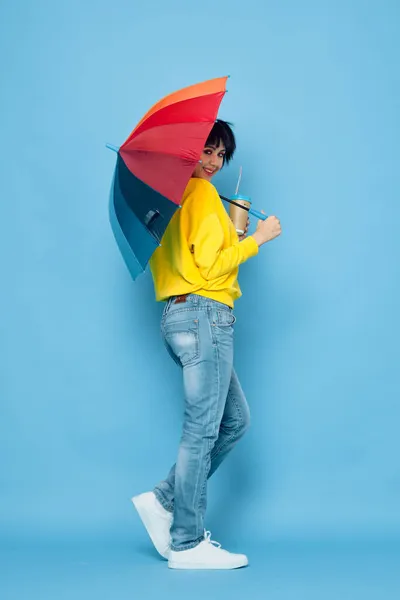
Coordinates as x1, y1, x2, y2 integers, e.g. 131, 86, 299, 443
153, 488, 174, 513
170, 537, 203, 552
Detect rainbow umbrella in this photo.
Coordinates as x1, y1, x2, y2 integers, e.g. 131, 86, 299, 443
107, 76, 230, 280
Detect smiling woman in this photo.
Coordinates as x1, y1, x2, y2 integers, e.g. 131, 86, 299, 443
192, 119, 236, 182
194, 142, 226, 179
133, 118, 280, 570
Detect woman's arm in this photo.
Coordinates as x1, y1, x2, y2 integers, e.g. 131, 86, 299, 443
185, 190, 258, 281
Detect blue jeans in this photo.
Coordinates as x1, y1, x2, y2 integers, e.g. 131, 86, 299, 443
153, 293, 251, 552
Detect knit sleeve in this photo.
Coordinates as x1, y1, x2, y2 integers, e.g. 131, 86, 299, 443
184, 183, 259, 281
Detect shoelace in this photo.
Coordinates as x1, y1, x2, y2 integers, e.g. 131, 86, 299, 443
204, 530, 221, 549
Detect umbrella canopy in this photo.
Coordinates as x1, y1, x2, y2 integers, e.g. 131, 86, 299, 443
108, 76, 229, 280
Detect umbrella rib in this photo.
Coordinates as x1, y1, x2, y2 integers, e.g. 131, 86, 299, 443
121, 147, 200, 163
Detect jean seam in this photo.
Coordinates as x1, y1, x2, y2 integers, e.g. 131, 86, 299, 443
211, 391, 243, 460
198, 330, 221, 519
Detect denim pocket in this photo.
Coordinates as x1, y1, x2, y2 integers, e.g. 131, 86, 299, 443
163, 319, 200, 366
216, 309, 236, 328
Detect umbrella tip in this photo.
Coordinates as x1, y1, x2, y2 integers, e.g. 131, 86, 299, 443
106, 143, 119, 153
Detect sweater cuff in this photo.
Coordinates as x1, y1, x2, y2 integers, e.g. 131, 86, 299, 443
241, 235, 259, 259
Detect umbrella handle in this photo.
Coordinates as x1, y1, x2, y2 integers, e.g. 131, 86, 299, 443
220, 195, 268, 220
249, 208, 267, 220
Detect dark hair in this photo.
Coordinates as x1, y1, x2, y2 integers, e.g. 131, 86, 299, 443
205, 119, 236, 165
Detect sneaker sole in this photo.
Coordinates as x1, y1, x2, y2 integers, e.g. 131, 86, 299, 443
168, 558, 248, 570
131, 495, 170, 560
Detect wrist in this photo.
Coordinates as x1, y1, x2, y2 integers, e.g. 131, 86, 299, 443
251, 232, 264, 247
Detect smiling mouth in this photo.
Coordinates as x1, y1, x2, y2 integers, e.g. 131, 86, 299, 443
203, 168, 215, 176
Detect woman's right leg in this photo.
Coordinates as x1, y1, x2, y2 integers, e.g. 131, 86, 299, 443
154, 295, 234, 552
155, 367, 251, 513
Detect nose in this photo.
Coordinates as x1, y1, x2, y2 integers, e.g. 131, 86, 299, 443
209, 154, 221, 168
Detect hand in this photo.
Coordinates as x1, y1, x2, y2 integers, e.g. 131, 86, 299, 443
238, 217, 250, 241
252, 212, 281, 247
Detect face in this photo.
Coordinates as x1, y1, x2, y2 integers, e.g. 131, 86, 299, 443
192, 141, 226, 181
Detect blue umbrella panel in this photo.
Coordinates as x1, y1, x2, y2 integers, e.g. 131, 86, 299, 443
109, 155, 179, 280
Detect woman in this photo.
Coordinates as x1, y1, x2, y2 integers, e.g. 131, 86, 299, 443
132, 120, 281, 570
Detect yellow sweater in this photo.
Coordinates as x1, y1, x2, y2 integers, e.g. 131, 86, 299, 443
149, 177, 259, 308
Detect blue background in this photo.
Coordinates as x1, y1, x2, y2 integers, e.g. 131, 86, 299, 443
1, 0, 399, 598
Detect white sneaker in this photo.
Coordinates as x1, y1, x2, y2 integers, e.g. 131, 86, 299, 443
131, 491, 173, 560
168, 530, 248, 570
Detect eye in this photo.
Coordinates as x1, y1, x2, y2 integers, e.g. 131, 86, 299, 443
204, 149, 212, 155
